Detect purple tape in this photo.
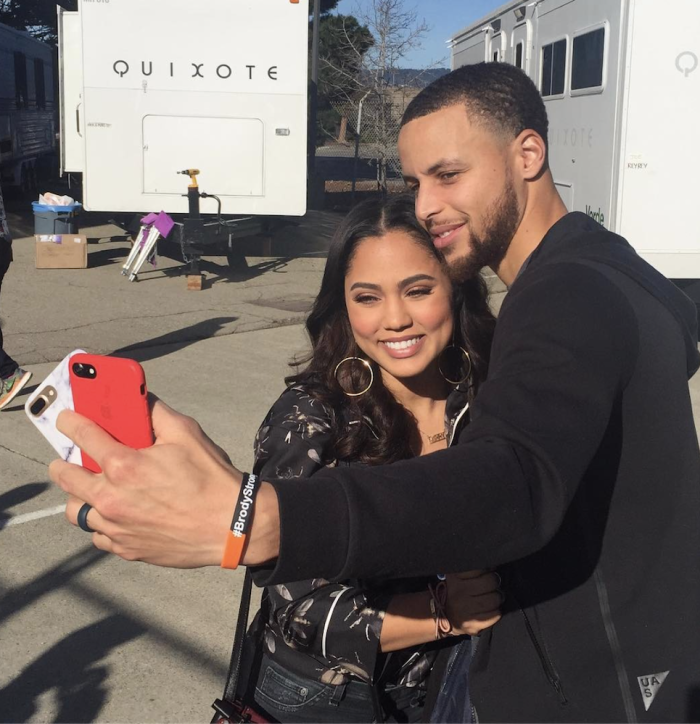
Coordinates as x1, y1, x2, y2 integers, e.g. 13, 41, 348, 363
153, 212, 175, 238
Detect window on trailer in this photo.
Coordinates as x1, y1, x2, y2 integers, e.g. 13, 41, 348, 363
14, 52, 28, 109
571, 27, 605, 91
515, 41, 524, 69
541, 39, 566, 96
492, 33, 502, 61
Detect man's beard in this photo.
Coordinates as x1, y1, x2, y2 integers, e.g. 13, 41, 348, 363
445, 177, 521, 283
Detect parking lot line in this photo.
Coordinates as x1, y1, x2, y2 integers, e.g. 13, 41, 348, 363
4, 504, 66, 527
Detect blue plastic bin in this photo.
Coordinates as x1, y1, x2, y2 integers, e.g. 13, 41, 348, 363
32, 202, 82, 235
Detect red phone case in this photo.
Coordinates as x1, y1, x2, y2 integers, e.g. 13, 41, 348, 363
69, 353, 153, 473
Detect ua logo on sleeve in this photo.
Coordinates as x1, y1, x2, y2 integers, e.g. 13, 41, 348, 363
636, 671, 669, 711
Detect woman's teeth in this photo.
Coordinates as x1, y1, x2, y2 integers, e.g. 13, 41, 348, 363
384, 337, 420, 350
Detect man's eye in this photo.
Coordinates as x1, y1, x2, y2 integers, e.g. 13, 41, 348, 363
440, 172, 458, 182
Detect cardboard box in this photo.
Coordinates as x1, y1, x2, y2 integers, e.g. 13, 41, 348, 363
35, 234, 88, 269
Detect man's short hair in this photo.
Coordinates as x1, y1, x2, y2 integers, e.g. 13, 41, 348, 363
401, 63, 549, 153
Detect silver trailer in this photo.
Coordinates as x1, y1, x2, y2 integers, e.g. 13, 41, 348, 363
451, 0, 700, 279
0, 22, 56, 190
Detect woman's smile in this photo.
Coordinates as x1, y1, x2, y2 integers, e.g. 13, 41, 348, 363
380, 335, 426, 358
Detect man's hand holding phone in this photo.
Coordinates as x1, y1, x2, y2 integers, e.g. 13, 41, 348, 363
50, 396, 281, 569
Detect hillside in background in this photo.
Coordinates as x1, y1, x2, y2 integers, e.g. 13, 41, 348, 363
354, 68, 450, 87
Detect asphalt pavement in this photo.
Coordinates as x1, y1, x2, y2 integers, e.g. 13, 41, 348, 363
0, 209, 340, 723
0, 204, 697, 723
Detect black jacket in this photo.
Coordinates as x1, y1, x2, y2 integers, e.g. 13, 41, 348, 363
251, 385, 470, 692
258, 213, 700, 722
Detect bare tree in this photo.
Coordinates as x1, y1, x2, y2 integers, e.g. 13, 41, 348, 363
320, 0, 441, 191
0, 0, 76, 45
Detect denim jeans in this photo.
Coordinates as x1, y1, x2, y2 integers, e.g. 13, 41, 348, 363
429, 639, 474, 723
253, 654, 426, 723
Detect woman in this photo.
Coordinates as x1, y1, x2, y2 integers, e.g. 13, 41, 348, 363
250, 195, 499, 723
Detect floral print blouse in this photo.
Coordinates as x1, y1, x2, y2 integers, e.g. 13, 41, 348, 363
251, 384, 471, 690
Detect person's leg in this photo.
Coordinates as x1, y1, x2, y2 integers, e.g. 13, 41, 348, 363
0, 241, 31, 410
0, 241, 19, 378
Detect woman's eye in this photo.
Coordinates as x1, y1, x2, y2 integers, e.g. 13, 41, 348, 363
407, 287, 432, 298
355, 294, 378, 304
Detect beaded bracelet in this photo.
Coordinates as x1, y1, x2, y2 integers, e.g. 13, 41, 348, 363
221, 472, 261, 569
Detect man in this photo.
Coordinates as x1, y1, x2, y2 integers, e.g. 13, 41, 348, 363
0, 181, 32, 410
51, 64, 700, 721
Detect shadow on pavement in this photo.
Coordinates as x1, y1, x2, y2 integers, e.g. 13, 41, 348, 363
0, 545, 228, 721
86, 246, 131, 268
110, 316, 238, 364
0, 483, 50, 529
0, 547, 107, 625
133, 254, 293, 287
0, 613, 147, 723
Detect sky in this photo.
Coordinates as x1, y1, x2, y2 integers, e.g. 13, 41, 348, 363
333, 0, 505, 68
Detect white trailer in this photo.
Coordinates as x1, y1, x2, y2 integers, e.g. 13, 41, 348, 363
58, 0, 309, 218
0, 22, 56, 190
450, 0, 700, 280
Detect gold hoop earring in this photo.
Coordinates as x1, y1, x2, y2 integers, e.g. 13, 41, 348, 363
334, 356, 374, 397
438, 346, 472, 385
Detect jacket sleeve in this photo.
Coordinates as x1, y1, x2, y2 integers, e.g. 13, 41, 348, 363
257, 263, 640, 584
251, 388, 393, 681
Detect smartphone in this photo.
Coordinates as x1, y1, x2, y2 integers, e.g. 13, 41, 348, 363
69, 353, 153, 473
25, 348, 86, 463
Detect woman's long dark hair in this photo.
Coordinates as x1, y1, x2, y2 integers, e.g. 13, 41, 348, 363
287, 194, 496, 465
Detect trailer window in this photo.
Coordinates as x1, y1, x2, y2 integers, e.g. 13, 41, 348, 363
541, 39, 566, 96
34, 59, 46, 110
13, 52, 28, 109
515, 41, 524, 69
491, 33, 502, 62
571, 28, 605, 91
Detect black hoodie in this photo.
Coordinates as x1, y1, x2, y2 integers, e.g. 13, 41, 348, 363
258, 213, 700, 722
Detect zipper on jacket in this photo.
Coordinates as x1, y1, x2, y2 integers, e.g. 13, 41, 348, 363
447, 400, 470, 446
592, 568, 637, 723
519, 608, 568, 705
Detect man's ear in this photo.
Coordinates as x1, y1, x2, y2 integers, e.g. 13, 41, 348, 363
513, 129, 547, 180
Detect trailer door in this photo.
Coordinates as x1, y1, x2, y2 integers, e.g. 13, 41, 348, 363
57, 6, 83, 174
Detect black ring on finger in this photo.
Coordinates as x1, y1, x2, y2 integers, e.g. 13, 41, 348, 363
77, 503, 95, 533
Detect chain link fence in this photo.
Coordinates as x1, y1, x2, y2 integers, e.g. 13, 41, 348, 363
315, 88, 418, 200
